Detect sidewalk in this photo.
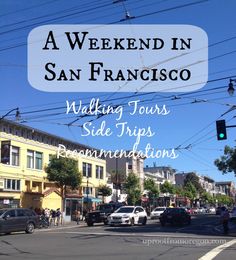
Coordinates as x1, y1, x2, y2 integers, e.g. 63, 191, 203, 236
37, 220, 87, 232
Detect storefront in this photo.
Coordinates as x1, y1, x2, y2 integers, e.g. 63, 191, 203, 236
64, 195, 83, 222
0, 197, 20, 208
83, 196, 102, 211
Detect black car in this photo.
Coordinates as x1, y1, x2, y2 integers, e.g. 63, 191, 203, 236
85, 203, 123, 226
0, 208, 39, 235
216, 206, 222, 215
159, 207, 191, 226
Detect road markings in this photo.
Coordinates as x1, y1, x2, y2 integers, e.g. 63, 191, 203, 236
49, 230, 229, 240
198, 239, 236, 260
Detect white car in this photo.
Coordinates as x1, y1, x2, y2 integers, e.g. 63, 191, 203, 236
108, 206, 147, 226
150, 207, 166, 219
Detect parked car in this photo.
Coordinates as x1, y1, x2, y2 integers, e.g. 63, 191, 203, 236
159, 208, 191, 226
198, 207, 205, 214
208, 207, 216, 214
150, 207, 166, 219
192, 207, 199, 214
187, 207, 194, 215
85, 202, 123, 226
0, 208, 39, 235
108, 206, 147, 226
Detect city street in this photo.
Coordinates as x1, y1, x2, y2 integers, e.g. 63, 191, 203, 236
0, 214, 235, 260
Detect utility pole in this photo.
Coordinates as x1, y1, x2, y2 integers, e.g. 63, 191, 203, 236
116, 158, 118, 203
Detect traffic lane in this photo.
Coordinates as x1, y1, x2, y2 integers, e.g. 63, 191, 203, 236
92, 214, 222, 236
40, 214, 221, 237
0, 231, 231, 260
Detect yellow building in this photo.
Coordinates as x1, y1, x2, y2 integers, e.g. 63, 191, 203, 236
0, 119, 106, 221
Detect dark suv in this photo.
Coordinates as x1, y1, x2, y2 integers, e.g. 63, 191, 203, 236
0, 208, 39, 235
85, 203, 123, 226
159, 207, 191, 226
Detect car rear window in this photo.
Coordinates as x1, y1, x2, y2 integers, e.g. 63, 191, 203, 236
155, 208, 165, 211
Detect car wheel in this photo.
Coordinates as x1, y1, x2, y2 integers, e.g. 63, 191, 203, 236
130, 218, 135, 226
25, 222, 35, 234
142, 217, 147, 225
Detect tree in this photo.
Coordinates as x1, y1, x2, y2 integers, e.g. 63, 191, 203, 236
174, 186, 185, 197
160, 181, 175, 194
144, 178, 159, 206
98, 185, 112, 203
124, 173, 141, 205
215, 145, 236, 176
46, 156, 82, 211
183, 182, 197, 205
184, 172, 203, 194
200, 191, 214, 205
215, 194, 234, 207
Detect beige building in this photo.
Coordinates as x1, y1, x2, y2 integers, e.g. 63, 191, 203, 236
0, 119, 106, 221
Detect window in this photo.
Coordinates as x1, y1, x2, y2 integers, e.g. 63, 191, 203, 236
27, 150, 43, 170
96, 166, 104, 179
83, 187, 92, 195
4, 179, 21, 191
5, 210, 16, 218
11, 146, 20, 166
83, 162, 92, 177
0, 143, 20, 166
35, 152, 42, 170
1, 141, 11, 164
27, 150, 34, 168
17, 209, 27, 217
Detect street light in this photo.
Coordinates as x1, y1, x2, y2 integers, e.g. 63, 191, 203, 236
228, 79, 235, 96
0, 107, 20, 121
86, 175, 89, 209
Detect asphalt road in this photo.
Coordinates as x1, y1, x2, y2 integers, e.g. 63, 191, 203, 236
0, 214, 235, 260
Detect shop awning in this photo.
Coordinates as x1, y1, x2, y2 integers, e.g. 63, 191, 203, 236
83, 196, 102, 203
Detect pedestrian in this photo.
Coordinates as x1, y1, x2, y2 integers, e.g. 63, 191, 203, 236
44, 208, 50, 225
220, 206, 230, 234
74, 210, 80, 225
56, 208, 62, 226
83, 208, 87, 221
50, 209, 56, 226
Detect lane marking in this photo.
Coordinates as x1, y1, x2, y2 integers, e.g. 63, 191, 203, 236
198, 239, 236, 260
47, 230, 230, 240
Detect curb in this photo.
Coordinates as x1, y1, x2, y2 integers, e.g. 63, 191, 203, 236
36, 223, 87, 232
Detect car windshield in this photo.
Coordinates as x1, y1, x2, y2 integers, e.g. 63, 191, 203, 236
0, 209, 7, 216
116, 207, 134, 213
154, 208, 165, 211
164, 208, 180, 213
96, 205, 113, 212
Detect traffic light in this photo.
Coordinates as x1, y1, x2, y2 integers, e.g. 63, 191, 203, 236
216, 120, 227, 140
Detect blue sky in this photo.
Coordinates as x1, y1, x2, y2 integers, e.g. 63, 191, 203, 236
0, 0, 236, 182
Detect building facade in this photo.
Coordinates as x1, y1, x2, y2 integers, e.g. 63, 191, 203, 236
0, 119, 106, 221
106, 155, 145, 192
143, 165, 176, 207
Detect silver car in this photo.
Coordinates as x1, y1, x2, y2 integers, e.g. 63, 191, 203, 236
150, 207, 166, 219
